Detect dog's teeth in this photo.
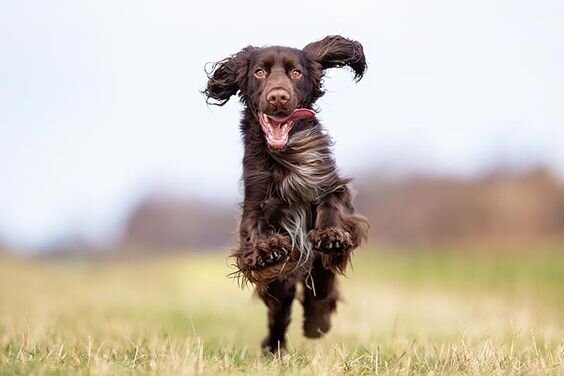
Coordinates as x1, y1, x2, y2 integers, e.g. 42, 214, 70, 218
335, 241, 341, 248
317, 241, 322, 248
272, 251, 278, 259
327, 243, 333, 249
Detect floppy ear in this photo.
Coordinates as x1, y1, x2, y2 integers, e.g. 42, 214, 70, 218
303, 35, 367, 82
204, 46, 255, 106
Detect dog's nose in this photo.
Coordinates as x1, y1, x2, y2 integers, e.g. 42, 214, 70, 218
266, 88, 290, 106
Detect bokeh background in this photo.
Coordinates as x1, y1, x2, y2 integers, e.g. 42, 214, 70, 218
0, 1, 563, 373
1, 0, 564, 254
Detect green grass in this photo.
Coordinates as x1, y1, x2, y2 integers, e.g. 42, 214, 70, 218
0, 250, 563, 375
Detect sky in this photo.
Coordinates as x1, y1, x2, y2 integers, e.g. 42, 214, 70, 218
1, 0, 563, 251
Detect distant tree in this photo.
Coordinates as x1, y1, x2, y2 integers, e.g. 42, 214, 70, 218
120, 193, 239, 252
117, 167, 564, 252
355, 167, 564, 247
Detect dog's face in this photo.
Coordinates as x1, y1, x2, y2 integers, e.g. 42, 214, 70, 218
205, 36, 366, 149
247, 47, 310, 116
246, 47, 318, 148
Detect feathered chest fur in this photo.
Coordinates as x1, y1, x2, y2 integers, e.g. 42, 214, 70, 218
269, 128, 341, 204
263, 128, 345, 262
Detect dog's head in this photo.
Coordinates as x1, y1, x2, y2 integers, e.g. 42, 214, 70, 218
204, 36, 367, 149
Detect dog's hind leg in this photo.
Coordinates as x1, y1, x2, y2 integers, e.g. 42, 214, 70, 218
257, 277, 297, 353
301, 255, 339, 338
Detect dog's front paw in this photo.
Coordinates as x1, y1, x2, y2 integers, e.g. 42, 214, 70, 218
308, 227, 353, 254
253, 234, 293, 268
233, 234, 302, 288
308, 227, 354, 274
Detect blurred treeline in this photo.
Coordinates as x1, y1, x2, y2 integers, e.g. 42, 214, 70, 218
119, 167, 564, 252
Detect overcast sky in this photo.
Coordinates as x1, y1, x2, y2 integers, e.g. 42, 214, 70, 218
1, 0, 563, 251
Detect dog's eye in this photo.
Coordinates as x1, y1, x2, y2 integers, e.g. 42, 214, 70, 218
290, 69, 302, 79
254, 68, 267, 79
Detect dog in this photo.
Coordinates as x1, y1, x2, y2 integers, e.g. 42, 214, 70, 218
204, 35, 369, 352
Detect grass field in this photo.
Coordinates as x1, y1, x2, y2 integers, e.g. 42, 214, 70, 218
0, 249, 563, 375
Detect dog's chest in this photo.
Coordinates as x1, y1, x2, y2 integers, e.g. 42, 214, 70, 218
278, 168, 319, 204
274, 150, 329, 204
274, 165, 319, 257
265, 129, 336, 205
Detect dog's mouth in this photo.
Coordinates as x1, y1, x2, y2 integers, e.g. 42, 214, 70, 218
258, 109, 316, 149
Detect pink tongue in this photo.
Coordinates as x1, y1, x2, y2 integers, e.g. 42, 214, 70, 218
261, 108, 316, 148
269, 108, 315, 124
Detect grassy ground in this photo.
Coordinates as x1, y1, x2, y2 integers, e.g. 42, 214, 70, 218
0, 249, 562, 375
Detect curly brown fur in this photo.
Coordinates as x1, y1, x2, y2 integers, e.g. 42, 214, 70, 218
232, 233, 307, 291
204, 35, 369, 352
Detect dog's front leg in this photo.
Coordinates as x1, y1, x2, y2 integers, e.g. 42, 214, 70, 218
308, 187, 369, 273
237, 213, 293, 267
234, 205, 299, 352
233, 202, 302, 287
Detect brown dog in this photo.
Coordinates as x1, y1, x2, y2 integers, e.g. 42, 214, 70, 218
204, 35, 369, 352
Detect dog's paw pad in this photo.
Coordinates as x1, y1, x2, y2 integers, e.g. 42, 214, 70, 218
232, 233, 306, 287
259, 246, 290, 266
309, 227, 353, 254
242, 233, 296, 270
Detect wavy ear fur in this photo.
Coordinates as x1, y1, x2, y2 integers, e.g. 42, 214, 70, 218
303, 35, 367, 82
204, 46, 255, 106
